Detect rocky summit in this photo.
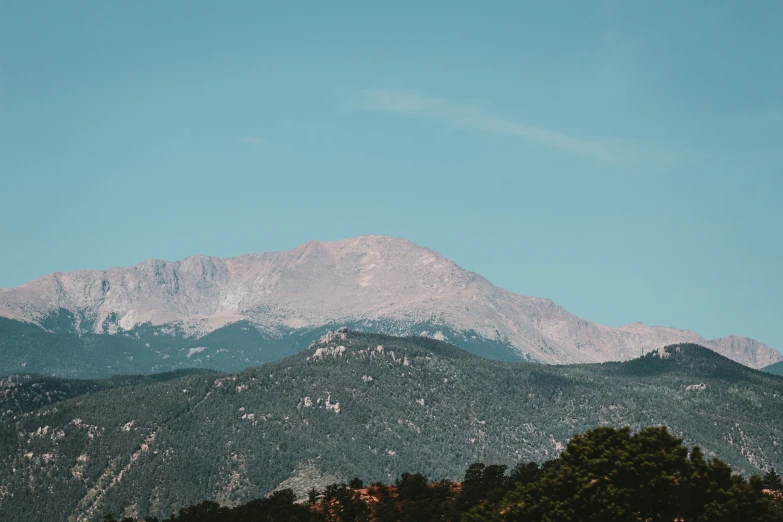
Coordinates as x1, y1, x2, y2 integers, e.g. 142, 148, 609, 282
0, 235, 780, 372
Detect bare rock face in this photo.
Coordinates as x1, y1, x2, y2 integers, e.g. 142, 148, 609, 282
0, 235, 780, 368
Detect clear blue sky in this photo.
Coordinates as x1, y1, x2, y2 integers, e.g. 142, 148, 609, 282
1, 2, 781, 351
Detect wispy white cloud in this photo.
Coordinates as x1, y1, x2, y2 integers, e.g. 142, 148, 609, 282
238, 136, 267, 145
352, 89, 620, 162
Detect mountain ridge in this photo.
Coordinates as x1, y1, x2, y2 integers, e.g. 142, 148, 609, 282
1, 332, 782, 522
765, 361, 783, 376
1, 235, 779, 369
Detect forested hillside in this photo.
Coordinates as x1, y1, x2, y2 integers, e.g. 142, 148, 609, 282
1, 332, 782, 521
0, 316, 524, 379
1, 369, 215, 418
102, 426, 783, 522
0, 317, 316, 378
766, 361, 783, 376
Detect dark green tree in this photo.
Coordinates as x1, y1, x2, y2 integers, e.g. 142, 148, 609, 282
373, 485, 399, 522
174, 501, 229, 522
395, 472, 429, 501
459, 463, 487, 511
508, 461, 541, 487
470, 426, 781, 522
459, 463, 509, 511
764, 469, 783, 491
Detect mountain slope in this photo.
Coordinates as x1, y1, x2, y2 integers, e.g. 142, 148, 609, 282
0, 317, 329, 379
0, 236, 779, 371
765, 361, 783, 376
1, 332, 782, 522
0, 369, 215, 418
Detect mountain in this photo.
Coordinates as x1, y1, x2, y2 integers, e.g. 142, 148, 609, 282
0, 316, 327, 379
765, 361, 783, 376
0, 236, 780, 377
1, 332, 782, 522
0, 369, 215, 418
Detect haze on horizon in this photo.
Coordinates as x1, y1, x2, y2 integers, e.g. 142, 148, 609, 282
1, 1, 781, 352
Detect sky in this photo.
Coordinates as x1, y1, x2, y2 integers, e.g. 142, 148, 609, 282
1, 1, 782, 352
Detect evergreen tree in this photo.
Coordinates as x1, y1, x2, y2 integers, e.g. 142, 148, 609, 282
307, 487, 321, 505
471, 426, 781, 522
508, 461, 541, 487
764, 469, 783, 492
